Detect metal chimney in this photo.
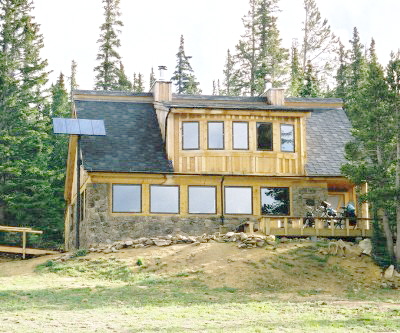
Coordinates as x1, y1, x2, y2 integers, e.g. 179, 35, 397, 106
158, 65, 167, 81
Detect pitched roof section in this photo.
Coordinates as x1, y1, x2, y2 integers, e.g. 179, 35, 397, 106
305, 108, 352, 176
75, 100, 172, 173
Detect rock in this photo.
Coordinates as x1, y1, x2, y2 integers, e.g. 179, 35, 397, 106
111, 247, 118, 253
134, 244, 145, 249
225, 232, 235, 238
384, 265, 395, 279
238, 243, 247, 249
125, 240, 134, 247
153, 239, 172, 247
394, 270, 400, 278
192, 241, 201, 246
103, 248, 112, 254
240, 233, 248, 241
145, 239, 154, 246
256, 240, 265, 247
358, 239, 372, 256
266, 235, 275, 242
279, 237, 289, 243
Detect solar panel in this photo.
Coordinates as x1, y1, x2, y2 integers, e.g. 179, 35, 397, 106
52, 118, 106, 136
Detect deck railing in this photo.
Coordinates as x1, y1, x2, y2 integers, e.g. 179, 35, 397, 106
0, 225, 43, 259
259, 216, 372, 237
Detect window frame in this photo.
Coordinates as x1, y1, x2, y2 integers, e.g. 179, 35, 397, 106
182, 121, 200, 150
224, 186, 253, 215
112, 184, 142, 213
260, 187, 290, 216
280, 123, 295, 153
256, 122, 273, 151
232, 121, 249, 150
150, 185, 180, 214
188, 185, 217, 214
207, 121, 225, 150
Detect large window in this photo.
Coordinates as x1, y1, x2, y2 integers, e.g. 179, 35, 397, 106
208, 122, 224, 149
150, 185, 179, 213
232, 122, 249, 150
261, 187, 290, 215
225, 187, 252, 214
182, 122, 199, 150
281, 124, 295, 152
257, 122, 273, 151
188, 186, 216, 214
112, 185, 141, 213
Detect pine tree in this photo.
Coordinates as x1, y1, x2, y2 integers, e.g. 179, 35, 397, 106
288, 41, 303, 97
116, 62, 132, 91
171, 35, 202, 94
301, 0, 337, 87
93, 0, 124, 90
334, 39, 349, 99
132, 72, 145, 92
149, 67, 156, 90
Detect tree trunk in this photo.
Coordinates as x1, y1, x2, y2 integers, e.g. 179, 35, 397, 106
380, 208, 395, 263
395, 129, 400, 269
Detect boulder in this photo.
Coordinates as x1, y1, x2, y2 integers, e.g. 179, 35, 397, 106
225, 232, 235, 238
384, 265, 395, 279
153, 239, 172, 247
358, 239, 372, 256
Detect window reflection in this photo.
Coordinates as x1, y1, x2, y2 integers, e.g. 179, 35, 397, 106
225, 187, 252, 214
281, 124, 294, 152
261, 187, 290, 215
188, 186, 216, 214
182, 122, 199, 150
233, 122, 249, 149
150, 185, 179, 213
112, 185, 141, 213
208, 122, 224, 149
257, 122, 273, 150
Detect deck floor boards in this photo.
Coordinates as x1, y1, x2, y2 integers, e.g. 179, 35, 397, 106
0, 245, 59, 256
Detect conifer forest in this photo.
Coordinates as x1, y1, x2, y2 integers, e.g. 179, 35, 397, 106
0, 0, 399, 267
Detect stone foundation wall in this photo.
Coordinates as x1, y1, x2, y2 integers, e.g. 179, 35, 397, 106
72, 183, 257, 249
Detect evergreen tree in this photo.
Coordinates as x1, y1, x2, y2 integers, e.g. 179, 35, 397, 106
116, 61, 132, 91
342, 40, 398, 266
220, 49, 241, 96
299, 60, 319, 97
70, 60, 78, 101
301, 0, 337, 88
334, 39, 350, 99
171, 35, 202, 94
234, 0, 288, 96
93, 0, 124, 90
288, 42, 303, 96
132, 72, 145, 92
149, 67, 156, 90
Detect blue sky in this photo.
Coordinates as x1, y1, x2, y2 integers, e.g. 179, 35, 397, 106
33, 0, 400, 94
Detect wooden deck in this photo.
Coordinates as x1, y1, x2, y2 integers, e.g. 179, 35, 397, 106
0, 225, 60, 259
0, 245, 59, 256
259, 216, 372, 238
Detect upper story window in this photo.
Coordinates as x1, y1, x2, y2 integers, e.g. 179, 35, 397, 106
257, 122, 273, 151
232, 122, 249, 150
182, 122, 199, 150
281, 124, 295, 152
112, 184, 141, 213
208, 122, 224, 149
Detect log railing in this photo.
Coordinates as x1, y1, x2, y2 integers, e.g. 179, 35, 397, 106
259, 216, 372, 237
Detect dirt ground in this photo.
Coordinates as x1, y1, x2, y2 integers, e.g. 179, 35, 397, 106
0, 240, 387, 295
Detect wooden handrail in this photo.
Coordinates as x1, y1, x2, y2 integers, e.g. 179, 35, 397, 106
0, 225, 43, 259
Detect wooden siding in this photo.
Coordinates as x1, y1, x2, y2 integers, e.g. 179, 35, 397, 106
168, 110, 309, 175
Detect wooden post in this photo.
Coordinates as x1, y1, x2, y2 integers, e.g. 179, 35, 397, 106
315, 218, 319, 236
284, 217, 288, 235
346, 218, 350, 236
265, 218, 271, 235
330, 219, 335, 236
300, 218, 304, 236
22, 231, 26, 260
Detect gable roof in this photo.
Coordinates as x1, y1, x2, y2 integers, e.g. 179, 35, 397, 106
305, 108, 352, 176
75, 100, 172, 173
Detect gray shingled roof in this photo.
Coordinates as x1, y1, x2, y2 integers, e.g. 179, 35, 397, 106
305, 109, 352, 176
75, 100, 172, 173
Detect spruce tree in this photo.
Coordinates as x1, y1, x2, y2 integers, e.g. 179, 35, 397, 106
132, 72, 145, 92
334, 40, 349, 99
149, 67, 156, 90
299, 60, 319, 97
288, 42, 303, 96
93, 0, 124, 90
220, 49, 241, 96
70, 60, 78, 100
171, 35, 202, 94
234, 0, 288, 96
116, 62, 132, 91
